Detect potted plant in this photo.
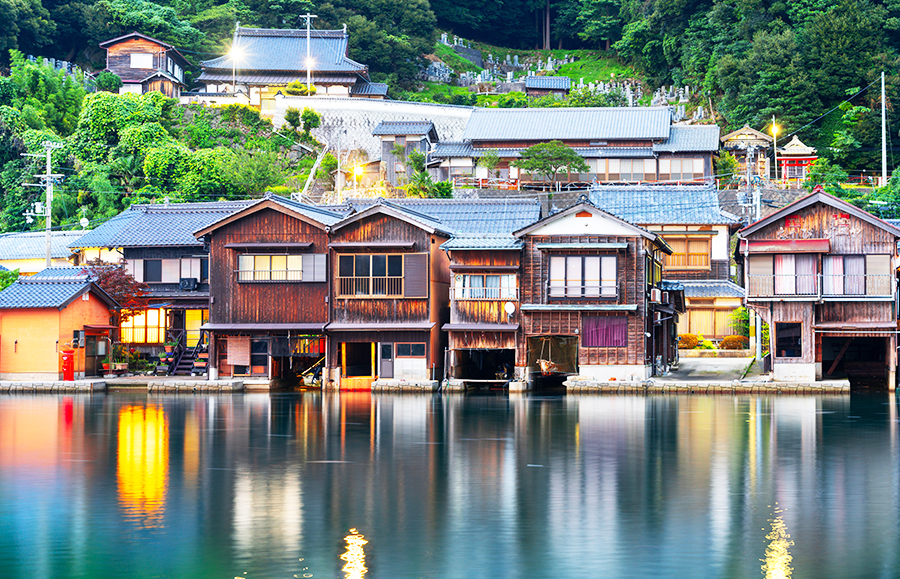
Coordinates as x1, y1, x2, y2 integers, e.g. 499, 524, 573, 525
101, 357, 110, 371
163, 341, 176, 353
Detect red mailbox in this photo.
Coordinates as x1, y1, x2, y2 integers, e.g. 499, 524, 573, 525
61, 349, 75, 381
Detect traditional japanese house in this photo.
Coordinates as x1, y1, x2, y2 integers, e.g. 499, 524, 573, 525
524, 76, 571, 98
372, 121, 439, 186
193, 194, 346, 385
197, 24, 386, 108
0, 269, 119, 379
69, 201, 252, 363
430, 108, 719, 189
736, 188, 900, 386
99, 32, 189, 97
720, 124, 773, 179
0, 230, 86, 274
513, 197, 681, 383
590, 184, 744, 340
439, 203, 542, 385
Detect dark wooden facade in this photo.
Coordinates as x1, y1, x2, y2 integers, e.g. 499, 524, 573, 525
100, 33, 188, 97
738, 190, 900, 386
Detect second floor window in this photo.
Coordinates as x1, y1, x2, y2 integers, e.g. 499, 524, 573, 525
549, 255, 616, 298
663, 237, 710, 269
130, 53, 153, 68
237, 254, 326, 282
337, 253, 428, 298
453, 274, 516, 300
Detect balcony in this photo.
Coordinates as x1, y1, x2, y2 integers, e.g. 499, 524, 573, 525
547, 282, 619, 300
337, 275, 403, 297
236, 269, 303, 282
748, 274, 894, 300
450, 287, 519, 301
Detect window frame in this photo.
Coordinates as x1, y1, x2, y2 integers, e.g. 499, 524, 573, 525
548, 254, 617, 299
453, 273, 517, 300
337, 253, 407, 298
237, 253, 304, 282
130, 53, 154, 69
775, 321, 802, 359
661, 235, 711, 270
395, 342, 426, 358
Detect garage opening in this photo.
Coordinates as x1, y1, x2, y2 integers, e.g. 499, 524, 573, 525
822, 336, 888, 389
526, 336, 578, 389
271, 336, 326, 387
451, 349, 515, 384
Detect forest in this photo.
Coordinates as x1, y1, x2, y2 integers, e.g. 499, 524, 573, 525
1, 0, 900, 233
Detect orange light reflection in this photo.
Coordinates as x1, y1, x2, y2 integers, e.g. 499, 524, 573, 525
341, 528, 368, 579
117, 405, 169, 528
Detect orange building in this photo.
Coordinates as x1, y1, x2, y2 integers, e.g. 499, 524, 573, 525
0, 269, 119, 380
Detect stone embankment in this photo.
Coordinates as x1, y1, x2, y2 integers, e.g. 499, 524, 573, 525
564, 377, 850, 394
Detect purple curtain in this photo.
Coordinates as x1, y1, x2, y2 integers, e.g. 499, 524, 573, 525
583, 316, 628, 347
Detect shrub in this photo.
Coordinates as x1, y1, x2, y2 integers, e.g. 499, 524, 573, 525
95, 72, 123, 92
698, 338, 717, 350
678, 333, 698, 349
721, 335, 750, 350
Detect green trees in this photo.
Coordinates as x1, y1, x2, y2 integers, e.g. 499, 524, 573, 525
512, 141, 589, 182
95, 72, 123, 93
0, 51, 86, 136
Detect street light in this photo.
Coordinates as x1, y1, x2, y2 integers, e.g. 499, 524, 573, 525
771, 116, 779, 183
229, 45, 243, 93
353, 165, 364, 193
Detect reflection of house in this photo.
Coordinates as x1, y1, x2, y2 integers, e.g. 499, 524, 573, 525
99, 32, 188, 97
69, 201, 252, 357
524, 76, 571, 98
0, 230, 85, 274
193, 194, 346, 385
197, 25, 387, 107
372, 121, 439, 186
0, 268, 119, 379
720, 124, 772, 178
513, 197, 682, 382
590, 185, 743, 340
777, 136, 818, 181
431, 108, 719, 188
737, 188, 900, 386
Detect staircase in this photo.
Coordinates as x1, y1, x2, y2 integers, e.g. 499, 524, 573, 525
160, 330, 209, 376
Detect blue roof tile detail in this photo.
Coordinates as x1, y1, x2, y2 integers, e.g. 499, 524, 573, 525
0, 230, 86, 260
675, 280, 745, 298
439, 235, 523, 250
345, 198, 541, 236
589, 185, 740, 225
372, 121, 435, 136
653, 125, 721, 153
462, 107, 672, 142
524, 76, 571, 90
0, 277, 101, 309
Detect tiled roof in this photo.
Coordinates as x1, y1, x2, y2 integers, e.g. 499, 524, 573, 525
589, 185, 740, 225
677, 280, 745, 298
658, 280, 685, 292
31, 267, 88, 279
525, 76, 571, 90
0, 230, 86, 260
653, 125, 721, 153
0, 277, 115, 309
372, 121, 435, 136
432, 143, 654, 159
440, 235, 523, 250
432, 141, 474, 158
351, 82, 389, 96
70, 201, 254, 249
197, 72, 356, 85
461, 107, 672, 142
200, 27, 367, 74
269, 195, 348, 226
344, 198, 541, 236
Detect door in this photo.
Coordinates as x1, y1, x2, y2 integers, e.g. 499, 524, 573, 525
380, 343, 394, 378
341, 342, 376, 390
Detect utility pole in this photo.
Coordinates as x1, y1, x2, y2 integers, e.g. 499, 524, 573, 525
300, 13, 318, 93
772, 114, 778, 185
22, 141, 64, 269
882, 71, 888, 186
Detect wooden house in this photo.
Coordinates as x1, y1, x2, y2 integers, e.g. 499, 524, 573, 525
69, 201, 252, 366
513, 198, 681, 383
590, 185, 744, 340
430, 108, 719, 189
524, 75, 571, 98
372, 121, 439, 186
193, 194, 346, 385
99, 32, 189, 97
720, 124, 772, 179
197, 24, 387, 108
0, 269, 118, 379
736, 188, 900, 386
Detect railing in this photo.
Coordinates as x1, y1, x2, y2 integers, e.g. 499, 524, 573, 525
236, 269, 303, 282
450, 287, 519, 300
748, 274, 893, 298
547, 283, 619, 299
338, 275, 403, 297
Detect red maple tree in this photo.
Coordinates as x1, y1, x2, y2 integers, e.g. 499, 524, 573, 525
83, 259, 150, 323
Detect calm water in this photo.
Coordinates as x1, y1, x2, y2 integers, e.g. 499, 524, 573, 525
1, 392, 899, 578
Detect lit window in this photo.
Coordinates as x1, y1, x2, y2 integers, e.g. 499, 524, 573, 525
120, 308, 167, 344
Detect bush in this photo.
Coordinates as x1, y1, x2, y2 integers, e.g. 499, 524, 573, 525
720, 335, 750, 350
697, 336, 717, 350
95, 72, 123, 92
678, 333, 698, 349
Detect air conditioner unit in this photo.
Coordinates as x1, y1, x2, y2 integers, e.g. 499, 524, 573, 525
650, 288, 662, 303
179, 277, 199, 291
662, 291, 670, 303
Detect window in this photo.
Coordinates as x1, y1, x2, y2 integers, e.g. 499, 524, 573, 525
338, 254, 427, 297
394, 162, 406, 173
775, 322, 802, 358
619, 159, 645, 181
663, 237, 710, 269
200, 258, 209, 282
669, 159, 693, 181
130, 53, 153, 68
144, 260, 162, 283
144, 259, 179, 283
237, 254, 326, 282
454, 274, 516, 299
120, 308, 167, 344
396, 343, 426, 357
823, 254, 891, 296
549, 255, 616, 298
583, 316, 628, 347
749, 254, 817, 296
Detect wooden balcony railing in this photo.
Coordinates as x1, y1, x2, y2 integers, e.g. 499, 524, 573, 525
450, 287, 519, 300
664, 253, 710, 269
547, 283, 619, 299
748, 274, 893, 299
338, 275, 403, 297
236, 269, 303, 282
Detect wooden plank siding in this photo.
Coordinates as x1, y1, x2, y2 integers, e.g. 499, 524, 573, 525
208, 207, 329, 325
517, 234, 649, 368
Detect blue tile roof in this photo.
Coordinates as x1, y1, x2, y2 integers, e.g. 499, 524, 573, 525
0, 277, 114, 309
31, 267, 88, 279
70, 201, 254, 249
589, 185, 739, 225
200, 27, 367, 74
439, 235, 523, 250
525, 76, 571, 90
0, 230, 86, 260
462, 107, 672, 142
372, 121, 435, 136
653, 125, 720, 153
677, 280, 745, 298
351, 82, 389, 96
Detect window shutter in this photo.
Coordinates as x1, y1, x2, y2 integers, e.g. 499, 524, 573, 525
303, 253, 327, 282
161, 259, 180, 283
403, 253, 428, 298
127, 259, 143, 282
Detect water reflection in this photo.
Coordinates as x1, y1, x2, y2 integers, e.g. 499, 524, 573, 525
117, 404, 168, 527
341, 528, 368, 579
761, 504, 793, 579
